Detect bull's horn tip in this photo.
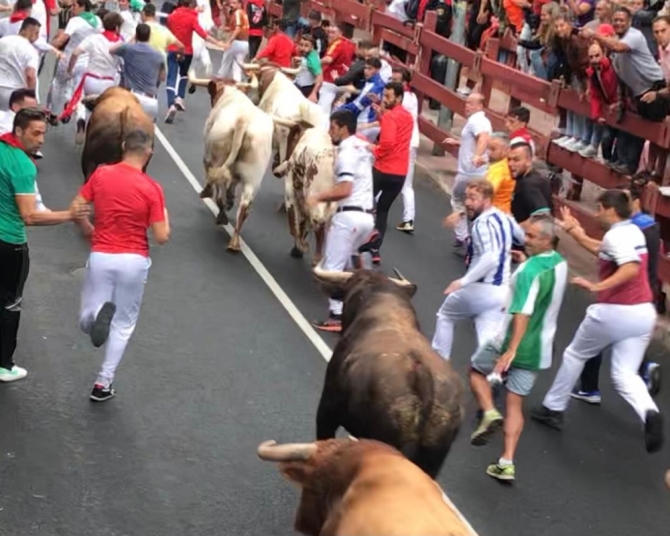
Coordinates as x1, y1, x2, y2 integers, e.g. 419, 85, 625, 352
392, 267, 407, 280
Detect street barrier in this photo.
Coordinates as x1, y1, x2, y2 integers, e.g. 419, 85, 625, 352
265, 0, 670, 284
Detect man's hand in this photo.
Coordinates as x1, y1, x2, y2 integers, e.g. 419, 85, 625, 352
443, 212, 462, 228
442, 137, 459, 145
70, 201, 91, 220
511, 250, 527, 264
641, 91, 658, 103
580, 27, 595, 40
557, 205, 581, 232
571, 276, 596, 292
308, 93, 318, 103
306, 194, 320, 209
443, 279, 462, 295
494, 349, 516, 374
472, 154, 486, 167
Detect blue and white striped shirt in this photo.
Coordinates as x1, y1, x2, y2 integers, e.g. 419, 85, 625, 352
462, 207, 525, 287
338, 72, 386, 124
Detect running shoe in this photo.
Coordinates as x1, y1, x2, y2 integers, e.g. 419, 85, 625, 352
90, 383, 116, 402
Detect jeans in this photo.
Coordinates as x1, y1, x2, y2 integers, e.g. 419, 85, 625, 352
0, 239, 29, 371
360, 168, 406, 252
166, 52, 193, 108
566, 111, 591, 143
614, 130, 645, 171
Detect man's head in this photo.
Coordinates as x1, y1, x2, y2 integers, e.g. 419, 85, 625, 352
382, 81, 404, 110
122, 128, 154, 167
653, 16, 670, 48
329, 110, 356, 145
524, 214, 557, 256
488, 132, 510, 163
356, 39, 374, 59
464, 180, 494, 220
327, 22, 344, 42
308, 10, 321, 28
363, 57, 381, 80
391, 66, 411, 86
298, 34, 315, 56
14, 0, 32, 14
596, 189, 632, 228
12, 107, 47, 153
627, 0, 643, 14
554, 13, 574, 39
9, 88, 37, 113
595, 0, 612, 22
135, 23, 151, 43
142, 2, 157, 21
588, 42, 605, 67
464, 93, 484, 117
18, 17, 41, 43
612, 7, 632, 36
73, 0, 93, 15
118, 0, 129, 10
103, 11, 123, 33
177, 0, 193, 7
505, 106, 530, 134
508, 142, 533, 178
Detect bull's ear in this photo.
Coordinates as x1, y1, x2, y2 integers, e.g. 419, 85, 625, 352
279, 462, 309, 484
400, 283, 418, 299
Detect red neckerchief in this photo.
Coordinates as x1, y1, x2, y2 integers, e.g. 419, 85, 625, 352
10, 11, 29, 23
0, 132, 34, 161
102, 30, 121, 42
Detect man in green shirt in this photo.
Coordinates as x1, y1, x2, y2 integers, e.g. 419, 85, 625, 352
294, 33, 323, 102
468, 214, 568, 482
0, 107, 89, 383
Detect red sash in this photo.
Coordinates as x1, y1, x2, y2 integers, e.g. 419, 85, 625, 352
0, 132, 35, 161
10, 12, 28, 23
58, 73, 115, 121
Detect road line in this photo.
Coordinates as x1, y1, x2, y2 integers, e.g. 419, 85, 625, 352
155, 126, 479, 536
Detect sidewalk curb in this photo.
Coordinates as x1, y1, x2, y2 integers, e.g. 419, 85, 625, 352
414, 157, 670, 350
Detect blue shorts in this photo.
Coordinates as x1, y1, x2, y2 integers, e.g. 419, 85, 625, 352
471, 342, 539, 397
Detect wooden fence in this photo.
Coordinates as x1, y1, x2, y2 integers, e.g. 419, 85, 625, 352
265, 0, 670, 284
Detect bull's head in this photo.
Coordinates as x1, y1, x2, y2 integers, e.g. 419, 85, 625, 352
312, 266, 418, 300
187, 71, 258, 107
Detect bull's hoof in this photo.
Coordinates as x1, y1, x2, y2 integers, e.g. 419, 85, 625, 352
290, 246, 304, 259
227, 240, 241, 252
272, 153, 280, 168
272, 167, 287, 178
216, 211, 229, 225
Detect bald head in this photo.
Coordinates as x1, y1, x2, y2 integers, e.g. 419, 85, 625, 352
488, 132, 509, 163
465, 93, 485, 116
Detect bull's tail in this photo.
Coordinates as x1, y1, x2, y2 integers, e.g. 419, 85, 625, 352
400, 353, 435, 463
212, 116, 247, 186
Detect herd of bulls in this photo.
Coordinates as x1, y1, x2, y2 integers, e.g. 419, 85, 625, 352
76, 68, 472, 534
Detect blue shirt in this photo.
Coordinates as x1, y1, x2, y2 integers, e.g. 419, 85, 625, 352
338, 72, 386, 124
112, 42, 164, 96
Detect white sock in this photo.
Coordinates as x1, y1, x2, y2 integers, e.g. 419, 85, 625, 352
498, 457, 513, 467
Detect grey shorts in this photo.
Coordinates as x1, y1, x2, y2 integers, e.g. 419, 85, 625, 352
471, 342, 539, 397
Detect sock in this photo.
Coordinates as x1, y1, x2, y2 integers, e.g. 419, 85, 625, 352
498, 457, 513, 467
484, 409, 498, 419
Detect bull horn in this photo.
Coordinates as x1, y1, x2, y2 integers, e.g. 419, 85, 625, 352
389, 276, 415, 288
249, 72, 259, 89
241, 62, 261, 71
187, 71, 212, 87
257, 440, 317, 462
392, 267, 408, 282
235, 82, 252, 89
312, 264, 354, 285
280, 67, 301, 76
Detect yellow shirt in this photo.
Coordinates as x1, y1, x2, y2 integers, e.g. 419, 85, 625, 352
487, 158, 515, 214
147, 21, 178, 60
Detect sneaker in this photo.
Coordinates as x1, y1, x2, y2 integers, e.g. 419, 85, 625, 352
90, 383, 116, 402
0, 365, 28, 383
486, 462, 515, 481
578, 144, 598, 158
570, 389, 602, 405
188, 84, 196, 95
471, 409, 504, 446
313, 314, 342, 333
75, 119, 86, 145
396, 220, 414, 233
564, 139, 583, 152
610, 162, 634, 176
174, 97, 186, 112
164, 105, 177, 124
642, 362, 662, 397
645, 410, 663, 453
531, 405, 564, 430
90, 302, 116, 348
552, 135, 572, 147
370, 249, 381, 265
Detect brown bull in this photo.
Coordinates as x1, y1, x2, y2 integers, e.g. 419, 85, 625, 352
258, 438, 473, 536
312, 268, 464, 479
81, 87, 154, 181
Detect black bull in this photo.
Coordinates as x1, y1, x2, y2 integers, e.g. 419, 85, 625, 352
313, 269, 464, 478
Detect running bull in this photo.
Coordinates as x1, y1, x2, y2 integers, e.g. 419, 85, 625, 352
257, 438, 472, 536
188, 74, 273, 252
311, 268, 464, 478
80, 87, 155, 181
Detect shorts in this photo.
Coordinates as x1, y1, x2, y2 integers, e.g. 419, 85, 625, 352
471, 341, 539, 397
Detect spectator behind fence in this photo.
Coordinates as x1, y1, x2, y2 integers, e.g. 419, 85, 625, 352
584, 0, 612, 31
307, 10, 328, 58
654, 15, 670, 81
629, 0, 658, 57
506, 105, 536, 155
567, 0, 595, 28
517, 1, 561, 80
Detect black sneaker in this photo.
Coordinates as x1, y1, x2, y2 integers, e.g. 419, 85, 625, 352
531, 405, 564, 430
91, 302, 116, 348
188, 84, 196, 95
313, 314, 342, 333
645, 410, 664, 453
90, 383, 116, 402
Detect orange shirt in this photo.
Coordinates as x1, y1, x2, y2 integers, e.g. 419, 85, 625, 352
228, 8, 249, 40
503, 0, 525, 33
487, 158, 515, 214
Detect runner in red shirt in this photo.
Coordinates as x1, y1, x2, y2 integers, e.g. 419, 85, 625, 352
253, 18, 297, 67
317, 22, 354, 126
70, 128, 170, 402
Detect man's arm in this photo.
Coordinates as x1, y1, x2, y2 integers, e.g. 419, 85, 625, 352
24, 66, 37, 90
16, 195, 76, 225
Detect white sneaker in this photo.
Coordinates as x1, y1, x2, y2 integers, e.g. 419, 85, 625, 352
564, 139, 582, 152
552, 135, 571, 147
0, 365, 28, 382
578, 145, 598, 158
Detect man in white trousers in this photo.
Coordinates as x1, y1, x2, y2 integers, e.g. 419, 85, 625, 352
70, 128, 170, 402
432, 179, 524, 360
391, 66, 419, 234
217, 0, 248, 82
310, 109, 375, 333
442, 93, 491, 251
531, 190, 664, 454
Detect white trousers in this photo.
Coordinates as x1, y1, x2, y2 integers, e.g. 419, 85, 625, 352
317, 82, 338, 128
75, 77, 117, 123
431, 282, 508, 360
402, 147, 418, 222
131, 91, 159, 122
218, 40, 249, 82
192, 34, 213, 77
49, 65, 84, 116
321, 211, 375, 315
79, 252, 151, 388
543, 302, 658, 421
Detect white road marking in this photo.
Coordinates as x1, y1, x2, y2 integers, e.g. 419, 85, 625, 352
155, 127, 479, 536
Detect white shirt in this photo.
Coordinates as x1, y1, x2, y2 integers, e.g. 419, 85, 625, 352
457, 110, 492, 178
0, 34, 38, 90
387, 0, 409, 23
77, 33, 121, 77
402, 90, 420, 149
60, 15, 102, 73
119, 9, 138, 43
0, 16, 57, 54
380, 58, 392, 83
335, 135, 374, 210
461, 207, 524, 287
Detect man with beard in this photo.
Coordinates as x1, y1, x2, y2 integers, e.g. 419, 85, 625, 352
431, 180, 524, 362
532, 190, 664, 454
507, 142, 552, 225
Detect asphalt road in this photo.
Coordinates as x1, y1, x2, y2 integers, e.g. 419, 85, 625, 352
0, 47, 668, 536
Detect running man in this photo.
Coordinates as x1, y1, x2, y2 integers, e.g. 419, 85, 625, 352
70, 128, 170, 401
532, 190, 664, 454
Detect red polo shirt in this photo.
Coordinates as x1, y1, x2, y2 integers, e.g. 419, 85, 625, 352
255, 31, 296, 67
373, 104, 414, 176
322, 37, 354, 84
167, 7, 208, 55
79, 163, 166, 258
